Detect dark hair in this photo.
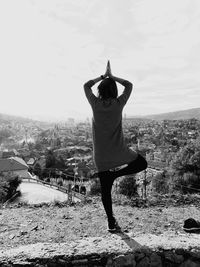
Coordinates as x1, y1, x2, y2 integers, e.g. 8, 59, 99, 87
97, 78, 118, 100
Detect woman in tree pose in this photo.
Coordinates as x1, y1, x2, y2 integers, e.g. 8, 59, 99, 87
84, 61, 147, 232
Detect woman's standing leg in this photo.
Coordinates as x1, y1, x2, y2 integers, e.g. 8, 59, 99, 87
99, 174, 115, 224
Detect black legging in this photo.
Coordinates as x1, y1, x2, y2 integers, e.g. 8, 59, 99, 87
99, 154, 148, 223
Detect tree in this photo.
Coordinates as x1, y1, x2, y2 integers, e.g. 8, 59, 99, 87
118, 175, 138, 198
89, 179, 101, 195
171, 138, 200, 175
0, 174, 21, 203
34, 141, 43, 151
46, 149, 56, 168
151, 170, 170, 194
0, 129, 13, 144
33, 163, 42, 178
55, 155, 66, 169
171, 137, 200, 192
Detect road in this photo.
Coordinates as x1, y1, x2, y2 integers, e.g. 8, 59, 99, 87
14, 182, 81, 204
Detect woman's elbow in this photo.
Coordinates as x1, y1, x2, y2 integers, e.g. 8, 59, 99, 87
84, 80, 94, 89
83, 83, 88, 90
127, 81, 133, 89
123, 80, 133, 89
84, 81, 89, 88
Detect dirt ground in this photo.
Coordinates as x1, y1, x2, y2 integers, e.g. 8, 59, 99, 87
1, 195, 200, 251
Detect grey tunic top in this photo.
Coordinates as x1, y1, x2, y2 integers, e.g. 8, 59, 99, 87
84, 79, 137, 172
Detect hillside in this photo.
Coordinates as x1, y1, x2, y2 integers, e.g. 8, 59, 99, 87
0, 113, 52, 128
141, 107, 200, 121
0, 113, 34, 123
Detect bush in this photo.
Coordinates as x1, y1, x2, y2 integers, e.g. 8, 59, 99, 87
89, 179, 101, 195
118, 175, 138, 198
33, 163, 42, 178
0, 175, 22, 203
173, 172, 200, 194
151, 171, 170, 194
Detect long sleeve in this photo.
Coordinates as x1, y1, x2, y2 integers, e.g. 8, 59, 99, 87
117, 80, 133, 107
84, 80, 97, 107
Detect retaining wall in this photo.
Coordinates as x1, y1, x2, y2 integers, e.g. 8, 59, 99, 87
1, 232, 200, 266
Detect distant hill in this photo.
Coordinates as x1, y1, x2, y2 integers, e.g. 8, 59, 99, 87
0, 113, 34, 123
141, 107, 200, 121
0, 113, 52, 128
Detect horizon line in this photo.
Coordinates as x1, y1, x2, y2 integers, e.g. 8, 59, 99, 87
0, 105, 200, 122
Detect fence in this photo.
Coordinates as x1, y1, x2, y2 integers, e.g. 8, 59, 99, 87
21, 177, 86, 202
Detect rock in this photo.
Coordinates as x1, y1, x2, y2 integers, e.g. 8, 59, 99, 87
20, 223, 28, 227
9, 234, 15, 239
57, 258, 67, 266
155, 231, 162, 235
18, 230, 28, 236
0, 228, 7, 233
11, 260, 33, 266
149, 252, 162, 267
71, 258, 88, 266
124, 254, 136, 266
137, 256, 150, 267
46, 262, 58, 267
135, 251, 145, 262
180, 259, 200, 267
164, 251, 184, 264
175, 248, 186, 255
31, 225, 38, 231
106, 256, 113, 267
113, 254, 135, 267
62, 214, 72, 220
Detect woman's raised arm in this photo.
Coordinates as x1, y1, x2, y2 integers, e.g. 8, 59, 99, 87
106, 61, 133, 105
84, 73, 107, 106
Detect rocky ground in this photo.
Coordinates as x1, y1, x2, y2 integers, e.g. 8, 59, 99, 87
1, 194, 200, 251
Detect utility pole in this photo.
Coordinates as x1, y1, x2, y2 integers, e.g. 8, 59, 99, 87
143, 169, 147, 200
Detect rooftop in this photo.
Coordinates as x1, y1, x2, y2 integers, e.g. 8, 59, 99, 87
0, 157, 28, 172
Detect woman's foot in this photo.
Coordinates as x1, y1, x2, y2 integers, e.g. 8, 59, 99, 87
107, 217, 121, 233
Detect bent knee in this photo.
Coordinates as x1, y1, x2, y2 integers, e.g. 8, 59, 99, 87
143, 158, 148, 170
138, 154, 148, 170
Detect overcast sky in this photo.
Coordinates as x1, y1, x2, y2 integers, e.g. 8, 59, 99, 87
0, 0, 200, 121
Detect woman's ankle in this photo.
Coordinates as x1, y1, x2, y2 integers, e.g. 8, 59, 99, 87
108, 215, 116, 223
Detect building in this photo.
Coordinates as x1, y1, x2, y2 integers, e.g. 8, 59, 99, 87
0, 156, 29, 178
1, 149, 19, 159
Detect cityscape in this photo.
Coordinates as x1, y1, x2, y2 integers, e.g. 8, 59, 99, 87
1, 109, 200, 265
1, 0, 200, 264
1, 108, 200, 199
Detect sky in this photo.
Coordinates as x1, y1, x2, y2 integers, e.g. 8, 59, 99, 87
0, 0, 200, 121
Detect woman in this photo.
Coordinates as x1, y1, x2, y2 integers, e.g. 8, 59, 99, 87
84, 61, 147, 232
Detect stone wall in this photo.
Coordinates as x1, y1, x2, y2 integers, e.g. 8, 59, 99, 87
1, 232, 200, 266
